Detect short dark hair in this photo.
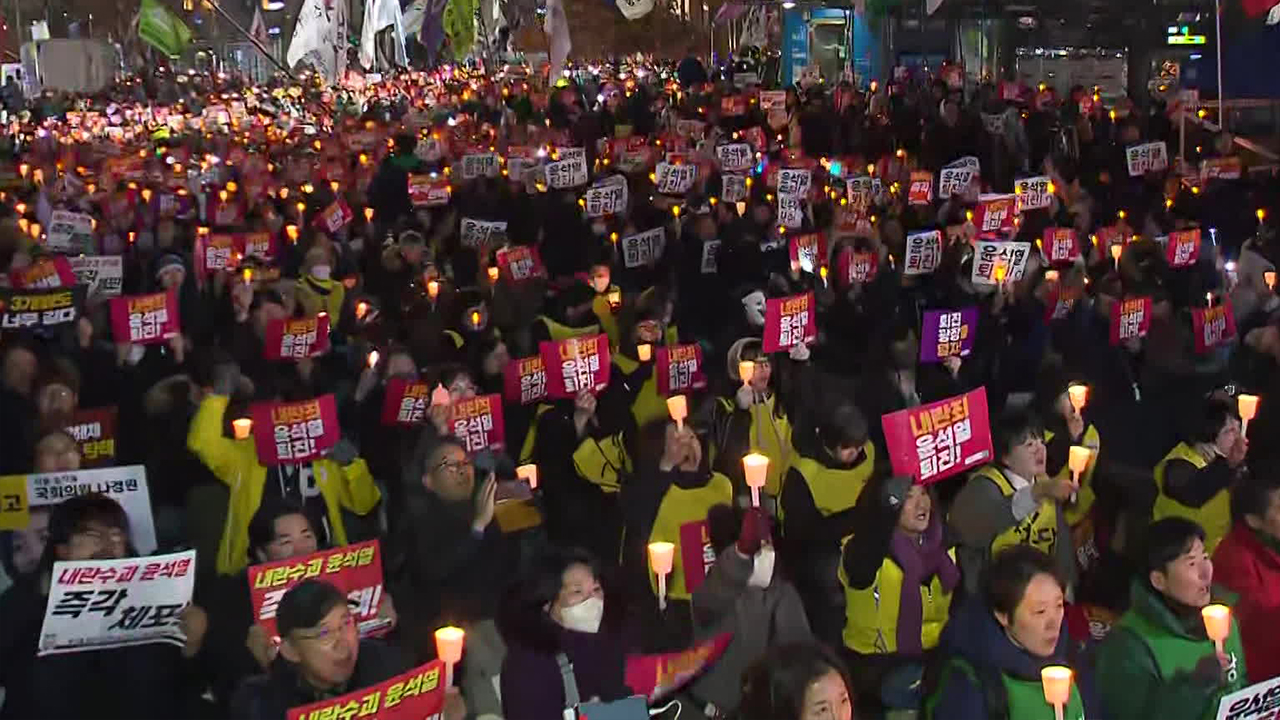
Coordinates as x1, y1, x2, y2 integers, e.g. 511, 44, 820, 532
993, 411, 1045, 463
1144, 517, 1207, 575
1231, 473, 1280, 524
738, 643, 853, 720
42, 493, 131, 570
247, 499, 312, 558
984, 545, 1063, 619
818, 404, 869, 450
277, 579, 348, 638
1188, 398, 1239, 444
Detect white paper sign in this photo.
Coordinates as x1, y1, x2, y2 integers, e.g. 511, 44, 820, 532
700, 240, 720, 274
722, 174, 748, 203
47, 210, 95, 253
621, 227, 666, 268
655, 162, 697, 195
777, 168, 811, 197
971, 240, 1032, 285
545, 157, 588, 189
39, 550, 196, 656
938, 168, 977, 199
1014, 175, 1053, 212
460, 218, 508, 248
68, 255, 124, 297
1125, 141, 1169, 177
716, 143, 753, 172
777, 193, 804, 228
460, 152, 501, 180
1216, 676, 1280, 720
25, 466, 156, 554
585, 178, 628, 217
904, 230, 942, 276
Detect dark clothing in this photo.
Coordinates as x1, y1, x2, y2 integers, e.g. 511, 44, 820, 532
499, 621, 628, 720
1162, 456, 1235, 508
199, 571, 264, 712
230, 639, 408, 720
676, 57, 708, 88
366, 154, 423, 228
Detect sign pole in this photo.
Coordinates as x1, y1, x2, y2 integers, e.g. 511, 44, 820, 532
1216, 0, 1226, 130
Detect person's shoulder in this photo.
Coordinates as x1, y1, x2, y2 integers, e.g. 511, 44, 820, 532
355, 637, 412, 682
229, 672, 286, 720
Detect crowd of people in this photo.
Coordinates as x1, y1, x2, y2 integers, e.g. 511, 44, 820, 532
0, 54, 1277, 720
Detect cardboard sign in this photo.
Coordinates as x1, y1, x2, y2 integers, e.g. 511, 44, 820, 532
716, 143, 753, 172
624, 633, 733, 703
846, 176, 881, 210
196, 233, 238, 276
496, 245, 545, 282
315, 199, 354, 234
920, 307, 978, 362
503, 356, 548, 405
1193, 302, 1237, 354
974, 194, 1017, 233
0, 466, 156, 553
788, 233, 827, 273
938, 167, 977, 199
678, 519, 715, 594
249, 395, 341, 465
449, 394, 505, 452
972, 241, 1031, 285
882, 388, 993, 485
1043, 228, 1080, 264
12, 256, 77, 289
263, 315, 331, 360
655, 162, 697, 195
656, 344, 707, 396
68, 255, 123, 298
460, 152, 501, 179
1014, 175, 1053, 212
721, 173, 748, 203
1166, 228, 1201, 268
108, 290, 181, 345
248, 540, 388, 640
777, 168, 812, 197
621, 227, 666, 268
544, 157, 587, 189
0, 286, 86, 331
585, 183, 627, 217
460, 218, 507, 249
47, 210, 96, 253
381, 379, 430, 426
777, 193, 804, 229
904, 230, 942, 276
762, 292, 816, 353
539, 335, 611, 399
64, 407, 118, 468
1214, 675, 1280, 720
38, 550, 195, 656
285, 660, 446, 720
908, 171, 934, 205
1109, 296, 1153, 345
1125, 141, 1169, 176
408, 175, 451, 207
836, 248, 878, 285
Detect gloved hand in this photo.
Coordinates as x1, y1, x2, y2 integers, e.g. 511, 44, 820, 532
329, 437, 359, 466
737, 507, 770, 556
735, 383, 755, 410
789, 342, 811, 362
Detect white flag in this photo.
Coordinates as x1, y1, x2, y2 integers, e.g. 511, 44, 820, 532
249, 6, 269, 47
359, 0, 408, 69
287, 0, 346, 83
545, 0, 571, 80
402, 0, 427, 35
616, 0, 654, 21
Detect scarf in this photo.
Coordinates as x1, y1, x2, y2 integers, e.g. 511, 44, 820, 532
890, 517, 960, 656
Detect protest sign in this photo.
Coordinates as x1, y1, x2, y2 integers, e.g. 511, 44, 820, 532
938, 166, 977, 199
460, 218, 507, 249
836, 248, 878, 285
1201, 157, 1243, 182
108, 290, 181, 345
904, 230, 942, 276
69, 255, 124, 297
1045, 284, 1082, 323
539, 335, 611, 399
248, 540, 389, 639
39, 550, 196, 656
624, 633, 733, 702
544, 157, 587, 189
450, 394, 506, 452
1166, 228, 1202, 269
920, 308, 978, 362
777, 193, 804, 229
721, 173, 748, 203
656, 344, 707, 396
788, 232, 827, 273
503, 356, 549, 405
196, 233, 238, 276
679, 519, 715, 594
1126, 141, 1169, 176
408, 175, 451, 207
621, 227, 666, 268
1193, 302, 1237, 354
0, 286, 85, 331
1215, 676, 1280, 720
716, 143, 753, 172
263, 315, 331, 360
12, 256, 77, 289
882, 388, 993, 485
777, 168, 812, 197
1110, 296, 1153, 345
759, 90, 786, 110
700, 239, 721, 274
1014, 175, 1053, 212
47, 210, 96, 253
0, 466, 156, 552
237, 231, 279, 262
64, 407, 118, 468
381, 379, 429, 426
971, 241, 1031, 285
249, 395, 341, 465
286, 660, 446, 720
585, 182, 627, 217
1043, 228, 1080, 264
460, 152, 500, 179
314, 199, 354, 234
495, 245, 545, 282
655, 162, 697, 195
762, 292, 816, 353
974, 194, 1017, 233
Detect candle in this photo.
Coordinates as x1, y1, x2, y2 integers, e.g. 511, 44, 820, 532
1110, 243, 1122, 270
736, 201, 746, 217
285, 225, 299, 242
607, 288, 622, 309
434, 626, 466, 688
232, 418, 253, 440
743, 453, 769, 507
1266, 271, 1276, 291
1067, 384, 1088, 413
18, 162, 28, 179
28, 222, 40, 240
1068, 447, 1091, 501
367, 350, 379, 368
1044, 269, 1060, 284
141, 188, 152, 203
738, 360, 755, 386
487, 266, 499, 282
648, 541, 675, 611
470, 310, 481, 327
364, 207, 374, 223
636, 343, 652, 362
355, 301, 369, 321
1238, 394, 1259, 436
431, 384, 452, 407
667, 395, 688, 431
242, 268, 253, 284
1202, 604, 1231, 654
1040, 665, 1073, 720
427, 280, 440, 300
516, 464, 538, 489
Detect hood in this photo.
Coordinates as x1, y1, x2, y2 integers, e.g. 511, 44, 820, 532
1126, 578, 1235, 641
941, 599, 1071, 681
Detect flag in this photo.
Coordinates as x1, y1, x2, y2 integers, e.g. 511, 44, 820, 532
137, 0, 192, 57
359, 0, 407, 68
713, 2, 746, 24
1268, 2, 1280, 24
249, 6, 270, 47
287, 0, 346, 83
545, 0, 570, 78
402, 0, 427, 36
926, 0, 943, 14
616, 0, 653, 21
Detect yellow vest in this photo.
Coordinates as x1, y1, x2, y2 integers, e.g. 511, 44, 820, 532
1153, 443, 1229, 555
840, 545, 955, 654
572, 433, 631, 493
648, 472, 734, 600
296, 275, 347, 320
517, 404, 553, 465
973, 465, 1059, 557
715, 394, 795, 497
783, 446, 876, 521
1046, 424, 1101, 527
536, 315, 601, 342
614, 351, 671, 429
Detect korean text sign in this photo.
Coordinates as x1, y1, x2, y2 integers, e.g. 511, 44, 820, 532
0, 286, 85, 331
836, 248, 878, 286
108, 289, 181, 345
1166, 228, 1202, 268
971, 241, 1031, 285
539, 335, 611, 399
882, 388, 993, 485
920, 308, 978, 362
1215, 676, 1280, 720
1109, 296, 1153, 345
496, 245, 545, 282
1193, 302, 1237, 354
1043, 228, 1080, 264
904, 231, 942, 276
38, 550, 195, 656
248, 540, 389, 639
503, 356, 549, 405
12, 256, 78, 289
0, 465, 156, 554
656, 344, 707, 396
762, 292, 816, 353
450, 394, 506, 452
622, 227, 666, 268
381, 379, 430, 426
286, 660, 446, 720
678, 520, 715, 594
250, 395, 340, 465
788, 233, 827, 273
1126, 141, 1169, 176
624, 633, 733, 703
1014, 175, 1053, 212
64, 407, 119, 468
263, 315, 332, 360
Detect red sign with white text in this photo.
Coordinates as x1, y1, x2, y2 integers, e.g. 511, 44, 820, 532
248, 540, 389, 640
836, 248, 878, 286
882, 388, 993, 485
285, 660, 446, 720
314, 199, 354, 234
624, 633, 733, 703
63, 407, 118, 468
762, 292, 816, 353
539, 335, 611, 399
249, 395, 340, 465
496, 245, 546, 282
1043, 228, 1080, 264
449, 394, 506, 452
382, 379, 431, 426
1166, 229, 1201, 269
196, 233, 239, 277
1193, 302, 1237, 353
262, 315, 331, 360
1109, 296, 1152, 345
108, 290, 181, 345
788, 233, 827, 273
503, 356, 549, 405
656, 344, 707, 396
11, 256, 77, 289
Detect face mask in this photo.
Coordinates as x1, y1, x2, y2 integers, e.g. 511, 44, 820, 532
558, 595, 604, 634
311, 264, 332, 281
742, 291, 766, 327
748, 547, 776, 589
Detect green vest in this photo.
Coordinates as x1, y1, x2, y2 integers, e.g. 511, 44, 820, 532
1153, 442, 1229, 556
927, 657, 1086, 720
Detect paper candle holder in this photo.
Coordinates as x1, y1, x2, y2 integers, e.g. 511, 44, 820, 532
738, 360, 755, 386
1041, 665, 1073, 720
232, 418, 253, 440
1202, 604, 1231, 653
637, 343, 652, 362
667, 395, 688, 431
743, 453, 769, 507
1067, 384, 1088, 413
516, 464, 538, 489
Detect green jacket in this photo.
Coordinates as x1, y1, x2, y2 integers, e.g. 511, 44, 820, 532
1095, 580, 1247, 720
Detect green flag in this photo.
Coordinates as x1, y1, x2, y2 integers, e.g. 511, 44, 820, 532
137, 0, 192, 57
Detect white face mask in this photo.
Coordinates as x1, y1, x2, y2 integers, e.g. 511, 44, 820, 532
310, 264, 332, 281
591, 275, 611, 294
558, 595, 604, 634
742, 291, 766, 327
748, 546, 776, 589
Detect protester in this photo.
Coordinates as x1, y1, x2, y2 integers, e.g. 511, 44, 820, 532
1214, 473, 1280, 682
736, 642, 855, 720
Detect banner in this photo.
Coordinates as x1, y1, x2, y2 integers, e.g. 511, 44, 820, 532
381, 379, 429, 426
47, 210, 96, 253
495, 245, 545, 283
503, 356, 548, 405
974, 194, 1017, 233
286, 660, 446, 720
63, 407, 118, 468
904, 230, 942, 276
907, 171, 934, 205
248, 540, 388, 639
544, 157, 587, 189
1166, 228, 1201, 269
263, 315, 332, 360
1215, 676, 1280, 720
762, 292, 816, 353
250, 395, 341, 465
460, 152, 501, 180
1043, 228, 1080, 264
971, 241, 1031, 285
1125, 141, 1169, 176
108, 290, 181, 345
1109, 296, 1153, 345
0, 466, 156, 553
449, 394, 505, 452
12, 256, 78, 289
1014, 175, 1053, 212
1193, 302, 1237, 354
585, 183, 627, 217
655, 344, 707, 396
882, 388, 993, 485
920, 307, 977, 362
460, 218, 507, 249
69, 255, 124, 297
836, 248, 878, 286
539, 335, 611, 400
678, 519, 715, 594
655, 162, 697, 195
39, 550, 195, 656
0, 286, 86, 331
716, 143, 753, 173
621, 227, 665, 268
624, 633, 733, 702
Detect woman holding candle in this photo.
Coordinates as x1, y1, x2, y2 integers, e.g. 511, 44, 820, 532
604, 292, 677, 429
1211, 473, 1280, 683
1096, 518, 1247, 720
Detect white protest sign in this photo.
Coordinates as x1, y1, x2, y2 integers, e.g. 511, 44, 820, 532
25, 465, 156, 554
545, 157, 588, 189
621, 227, 666, 268
777, 193, 804, 228
460, 153, 501, 179
1216, 676, 1280, 720
904, 230, 942, 276
68, 255, 124, 298
700, 240, 720, 274
1126, 141, 1169, 177
971, 240, 1032, 285
938, 167, 977, 199
655, 162, 697, 195
716, 143, 753, 172
585, 179, 628, 217
777, 168, 811, 197
460, 218, 508, 248
722, 174, 748, 203
39, 550, 196, 656
1014, 175, 1053, 212
47, 211, 96, 254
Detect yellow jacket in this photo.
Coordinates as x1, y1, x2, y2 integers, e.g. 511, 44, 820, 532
295, 274, 347, 320
187, 395, 381, 574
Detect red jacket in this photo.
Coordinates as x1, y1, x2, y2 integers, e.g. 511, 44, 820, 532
1213, 524, 1280, 683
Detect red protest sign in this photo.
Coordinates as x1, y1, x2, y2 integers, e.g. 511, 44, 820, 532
408, 174, 450, 207
210, 196, 245, 227
286, 660, 445, 720
249, 540, 390, 640
108, 289, 181, 345
249, 395, 340, 465
762, 292, 816, 353
503, 356, 549, 405
908, 170, 934, 205
882, 388, 993, 485
449, 394, 506, 452
678, 519, 715, 594
237, 231, 279, 262
539, 335, 611, 400
1193, 301, 1237, 353
974, 195, 1017, 233
63, 407, 118, 468
11, 256, 78, 290
836, 248, 879, 286
1044, 285, 1082, 323
496, 245, 546, 282
788, 233, 827, 273
656, 344, 707, 396
1165, 228, 1201, 269
1109, 296, 1152, 345
1043, 228, 1080, 264
314, 199, 354, 234
196, 233, 239, 277
263, 316, 331, 361
381, 379, 430, 426
624, 633, 733, 703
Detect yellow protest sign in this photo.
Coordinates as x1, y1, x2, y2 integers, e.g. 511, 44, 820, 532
0, 475, 30, 530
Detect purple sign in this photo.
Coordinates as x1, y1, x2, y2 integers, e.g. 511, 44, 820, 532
920, 307, 978, 363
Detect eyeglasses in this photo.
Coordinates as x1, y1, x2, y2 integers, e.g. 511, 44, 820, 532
436, 457, 474, 474
293, 613, 354, 649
